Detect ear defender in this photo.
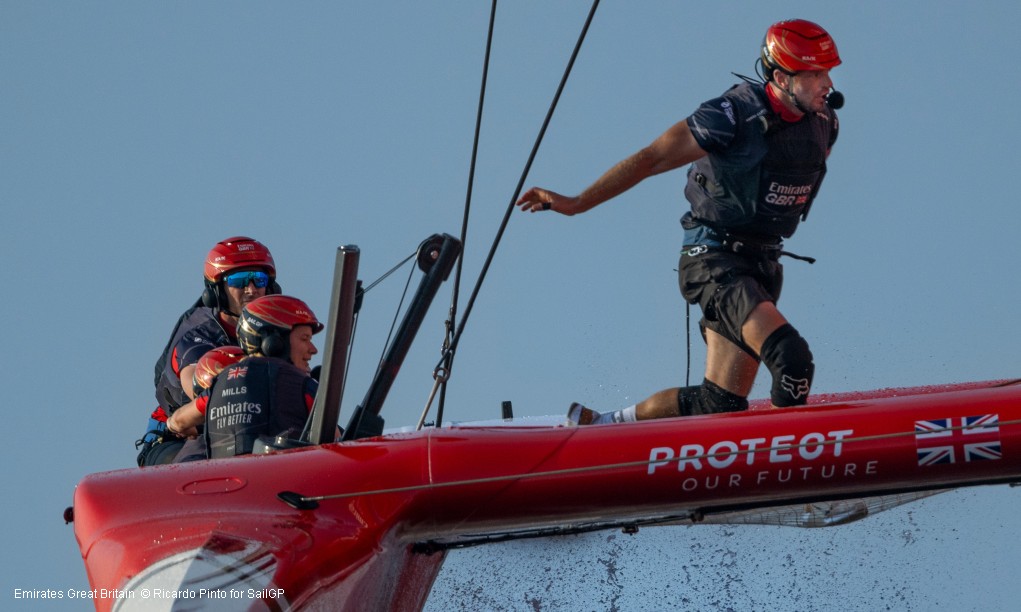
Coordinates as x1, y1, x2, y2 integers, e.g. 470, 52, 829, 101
260, 331, 287, 358
201, 281, 223, 309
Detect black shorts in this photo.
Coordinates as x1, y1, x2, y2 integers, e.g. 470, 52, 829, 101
677, 248, 783, 356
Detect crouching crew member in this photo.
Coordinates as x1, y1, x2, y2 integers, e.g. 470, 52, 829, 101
167, 295, 323, 459
138, 236, 279, 466
171, 345, 246, 463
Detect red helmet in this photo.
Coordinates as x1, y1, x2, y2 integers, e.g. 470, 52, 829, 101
191, 345, 246, 396
238, 295, 323, 358
761, 19, 840, 76
203, 236, 276, 283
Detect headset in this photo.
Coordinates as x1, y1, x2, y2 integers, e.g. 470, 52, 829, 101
259, 328, 287, 359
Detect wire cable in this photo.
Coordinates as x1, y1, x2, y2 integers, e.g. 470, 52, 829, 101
435, 0, 602, 379
436, 0, 499, 427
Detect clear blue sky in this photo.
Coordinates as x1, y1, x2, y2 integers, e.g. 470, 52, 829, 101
3, 1, 1020, 609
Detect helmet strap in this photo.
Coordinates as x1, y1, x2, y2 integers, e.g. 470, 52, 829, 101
769, 74, 808, 118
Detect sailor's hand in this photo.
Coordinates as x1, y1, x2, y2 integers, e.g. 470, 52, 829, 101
516, 187, 577, 215
166, 415, 198, 440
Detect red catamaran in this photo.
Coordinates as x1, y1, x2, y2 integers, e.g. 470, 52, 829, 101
69, 234, 1021, 611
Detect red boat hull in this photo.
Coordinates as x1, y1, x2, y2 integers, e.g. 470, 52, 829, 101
72, 380, 1021, 610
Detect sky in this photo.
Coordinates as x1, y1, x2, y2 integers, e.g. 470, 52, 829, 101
3, 0, 1020, 610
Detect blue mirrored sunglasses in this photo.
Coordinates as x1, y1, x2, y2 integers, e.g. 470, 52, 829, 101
224, 270, 271, 289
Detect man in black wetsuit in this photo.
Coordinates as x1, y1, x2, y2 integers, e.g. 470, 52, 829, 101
516, 19, 841, 422
166, 294, 324, 459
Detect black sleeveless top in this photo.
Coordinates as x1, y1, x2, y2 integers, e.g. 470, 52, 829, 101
204, 357, 317, 459
684, 82, 838, 239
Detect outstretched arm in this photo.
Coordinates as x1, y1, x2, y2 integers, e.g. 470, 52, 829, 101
516, 119, 706, 215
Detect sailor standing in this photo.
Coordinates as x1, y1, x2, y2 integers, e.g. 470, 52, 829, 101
517, 19, 842, 422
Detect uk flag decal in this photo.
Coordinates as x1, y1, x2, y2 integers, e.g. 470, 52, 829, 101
227, 366, 248, 380
915, 414, 1001, 466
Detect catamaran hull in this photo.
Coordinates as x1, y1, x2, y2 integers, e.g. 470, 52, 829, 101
71, 380, 1021, 610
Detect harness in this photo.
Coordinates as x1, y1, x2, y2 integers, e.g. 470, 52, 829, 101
683, 224, 816, 264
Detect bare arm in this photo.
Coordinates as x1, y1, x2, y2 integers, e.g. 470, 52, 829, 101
179, 364, 198, 400
517, 119, 707, 215
166, 399, 205, 439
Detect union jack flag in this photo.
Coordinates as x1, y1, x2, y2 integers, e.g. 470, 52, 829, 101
227, 366, 248, 380
915, 414, 1001, 466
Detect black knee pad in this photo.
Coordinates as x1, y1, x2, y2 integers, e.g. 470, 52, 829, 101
678, 380, 749, 416
759, 324, 814, 407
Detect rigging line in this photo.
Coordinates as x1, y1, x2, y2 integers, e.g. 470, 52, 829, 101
433, 0, 602, 377
685, 301, 691, 387
361, 250, 416, 295
414, 518, 677, 553
297, 416, 1018, 502
418, 490, 956, 552
436, 0, 499, 426
377, 257, 419, 369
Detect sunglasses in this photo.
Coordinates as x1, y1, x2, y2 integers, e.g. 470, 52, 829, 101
224, 270, 271, 289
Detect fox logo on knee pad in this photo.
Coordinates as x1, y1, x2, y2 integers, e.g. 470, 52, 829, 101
780, 374, 811, 400
760, 324, 814, 408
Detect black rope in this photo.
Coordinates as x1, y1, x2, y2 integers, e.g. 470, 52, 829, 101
378, 258, 418, 369
685, 301, 691, 387
676, 262, 693, 387
436, 0, 499, 426
436, 0, 601, 377
362, 251, 416, 294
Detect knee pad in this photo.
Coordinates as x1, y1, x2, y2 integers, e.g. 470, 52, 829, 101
759, 324, 814, 407
678, 380, 749, 416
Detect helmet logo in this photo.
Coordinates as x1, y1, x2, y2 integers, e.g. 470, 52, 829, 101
242, 316, 265, 329
237, 243, 255, 252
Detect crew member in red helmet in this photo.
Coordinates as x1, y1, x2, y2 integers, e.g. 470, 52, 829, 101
167, 295, 327, 459
137, 236, 280, 466
516, 20, 842, 421
169, 345, 247, 463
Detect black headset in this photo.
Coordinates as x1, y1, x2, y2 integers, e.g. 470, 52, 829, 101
260, 329, 287, 359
